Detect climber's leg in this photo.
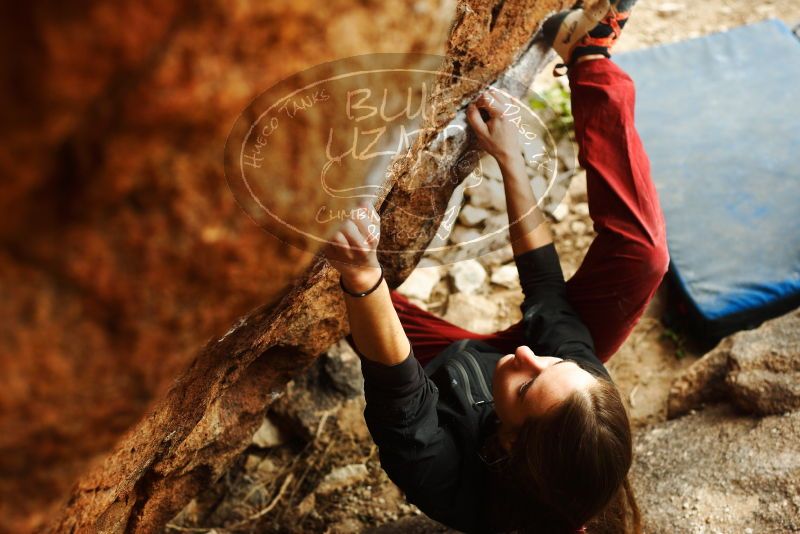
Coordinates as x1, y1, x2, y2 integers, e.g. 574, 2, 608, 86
563, 58, 668, 362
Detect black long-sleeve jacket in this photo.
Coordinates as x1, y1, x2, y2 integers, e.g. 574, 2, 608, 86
356, 243, 612, 533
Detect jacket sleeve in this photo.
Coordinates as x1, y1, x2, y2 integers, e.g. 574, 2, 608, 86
513, 243, 611, 380
359, 349, 472, 528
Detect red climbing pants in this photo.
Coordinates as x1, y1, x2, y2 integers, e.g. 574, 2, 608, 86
391, 58, 669, 365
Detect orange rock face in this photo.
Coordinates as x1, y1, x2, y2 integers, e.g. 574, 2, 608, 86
0, 1, 454, 531
0, 0, 571, 531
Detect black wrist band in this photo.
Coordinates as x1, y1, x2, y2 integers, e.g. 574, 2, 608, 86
340, 266, 384, 298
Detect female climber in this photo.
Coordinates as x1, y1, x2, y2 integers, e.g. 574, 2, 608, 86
324, 0, 668, 532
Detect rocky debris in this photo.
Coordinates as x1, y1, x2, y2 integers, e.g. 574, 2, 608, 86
169, 386, 413, 531
726, 310, 800, 415
324, 339, 365, 398
246, 456, 279, 479
666, 339, 732, 419
335, 397, 373, 442
396, 267, 443, 301
572, 201, 590, 217
490, 264, 521, 289
632, 405, 800, 532
252, 417, 289, 449
531, 175, 548, 198
484, 212, 512, 235
296, 492, 317, 518
364, 515, 458, 533
465, 174, 507, 211
458, 204, 490, 227
568, 172, 589, 203
449, 226, 484, 245
549, 202, 570, 222
642, 309, 800, 531
479, 155, 504, 182
656, 2, 685, 17
477, 243, 516, 269
668, 309, 800, 418
315, 464, 370, 496
569, 219, 588, 235
443, 293, 501, 334
449, 259, 487, 294
270, 346, 364, 443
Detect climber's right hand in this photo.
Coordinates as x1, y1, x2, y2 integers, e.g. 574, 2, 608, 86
323, 200, 382, 293
466, 88, 522, 166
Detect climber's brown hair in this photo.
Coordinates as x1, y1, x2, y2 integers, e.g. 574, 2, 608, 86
485, 376, 641, 534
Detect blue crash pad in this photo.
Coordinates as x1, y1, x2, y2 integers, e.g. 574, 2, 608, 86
614, 19, 800, 341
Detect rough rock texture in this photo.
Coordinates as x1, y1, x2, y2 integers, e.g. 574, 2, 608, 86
668, 309, 800, 418
20, 1, 577, 532
643, 309, 800, 531
268, 341, 363, 443
632, 405, 800, 533
666, 337, 732, 418
0, 1, 456, 532
364, 515, 459, 533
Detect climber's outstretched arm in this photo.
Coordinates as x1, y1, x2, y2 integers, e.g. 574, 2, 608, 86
467, 89, 553, 257
324, 202, 411, 367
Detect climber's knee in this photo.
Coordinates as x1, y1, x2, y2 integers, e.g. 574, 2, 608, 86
640, 237, 670, 288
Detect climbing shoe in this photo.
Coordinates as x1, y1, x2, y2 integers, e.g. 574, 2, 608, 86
542, 0, 639, 75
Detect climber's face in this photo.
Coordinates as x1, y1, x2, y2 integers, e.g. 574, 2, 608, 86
492, 345, 597, 430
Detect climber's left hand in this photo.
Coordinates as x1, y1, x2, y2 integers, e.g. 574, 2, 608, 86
324, 200, 382, 292
467, 88, 522, 166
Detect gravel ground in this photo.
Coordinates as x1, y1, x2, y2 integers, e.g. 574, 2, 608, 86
633, 406, 800, 533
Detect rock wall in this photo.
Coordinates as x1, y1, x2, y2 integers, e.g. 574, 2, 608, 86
633, 405, 800, 533
668, 309, 800, 418
633, 308, 800, 532
0, 1, 456, 532
0, 1, 581, 532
